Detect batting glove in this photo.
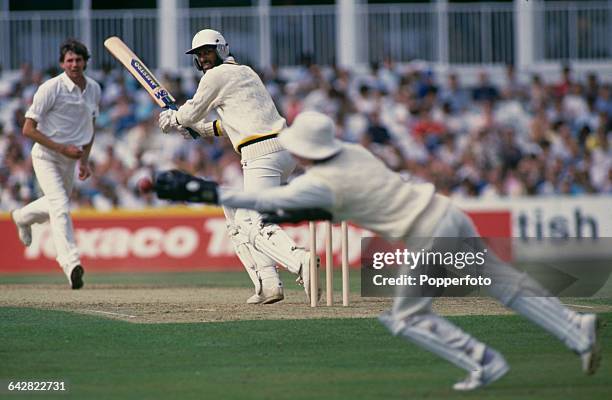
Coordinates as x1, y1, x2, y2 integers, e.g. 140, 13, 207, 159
159, 109, 181, 133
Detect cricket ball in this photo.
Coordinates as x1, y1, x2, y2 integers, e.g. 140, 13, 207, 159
138, 177, 154, 193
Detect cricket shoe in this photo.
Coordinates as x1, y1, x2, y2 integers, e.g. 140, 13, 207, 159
246, 290, 284, 305
579, 313, 603, 375
298, 251, 321, 303
258, 266, 284, 304
10, 210, 32, 247
246, 293, 265, 304
453, 347, 509, 391
64, 265, 84, 290
261, 285, 284, 305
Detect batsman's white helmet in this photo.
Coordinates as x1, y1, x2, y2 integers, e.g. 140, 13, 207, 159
186, 29, 229, 60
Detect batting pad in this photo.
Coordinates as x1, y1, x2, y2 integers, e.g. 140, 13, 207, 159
253, 225, 305, 275
508, 296, 591, 353
379, 311, 488, 373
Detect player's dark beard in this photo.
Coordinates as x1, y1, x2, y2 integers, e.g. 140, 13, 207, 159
202, 55, 223, 74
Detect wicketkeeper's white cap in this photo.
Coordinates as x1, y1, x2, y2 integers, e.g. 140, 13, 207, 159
278, 111, 343, 160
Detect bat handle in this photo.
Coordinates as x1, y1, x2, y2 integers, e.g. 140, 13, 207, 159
184, 127, 200, 140
165, 103, 199, 140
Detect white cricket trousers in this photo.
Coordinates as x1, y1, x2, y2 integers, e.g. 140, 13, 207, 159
14, 143, 81, 270
380, 204, 590, 374
235, 148, 297, 262
233, 146, 307, 275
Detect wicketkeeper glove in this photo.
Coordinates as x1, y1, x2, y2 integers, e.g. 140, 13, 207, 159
261, 208, 333, 224
154, 169, 219, 204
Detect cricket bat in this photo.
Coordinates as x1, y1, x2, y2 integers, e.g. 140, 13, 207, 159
103, 36, 198, 139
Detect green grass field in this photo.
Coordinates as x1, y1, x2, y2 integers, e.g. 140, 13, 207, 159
1, 271, 610, 399
1, 308, 610, 400
0, 270, 363, 292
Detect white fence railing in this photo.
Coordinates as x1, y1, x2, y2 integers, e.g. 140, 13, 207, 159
0, 9, 160, 72
90, 10, 158, 72
534, 1, 612, 62
0, 2, 610, 72
181, 7, 259, 68
179, 6, 337, 68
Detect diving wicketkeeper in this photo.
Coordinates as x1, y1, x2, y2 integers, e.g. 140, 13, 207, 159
152, 111, 602, 392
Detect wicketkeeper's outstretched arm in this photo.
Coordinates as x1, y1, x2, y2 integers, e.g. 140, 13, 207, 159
153, 169, 335, 223
259, 208, 333, 224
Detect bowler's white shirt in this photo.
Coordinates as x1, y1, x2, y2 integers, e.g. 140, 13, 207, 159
25, 72, 101, 147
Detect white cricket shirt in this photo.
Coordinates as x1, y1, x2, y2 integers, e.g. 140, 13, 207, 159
25, 72, 101, 147
220, 143, 450, 239
175, 61, 286, 152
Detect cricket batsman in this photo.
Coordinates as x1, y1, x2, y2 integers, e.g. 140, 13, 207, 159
153, 111, 602, 390
158, 29, 318, 304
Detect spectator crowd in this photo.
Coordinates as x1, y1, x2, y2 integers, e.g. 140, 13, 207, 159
0, 61, 610, 211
